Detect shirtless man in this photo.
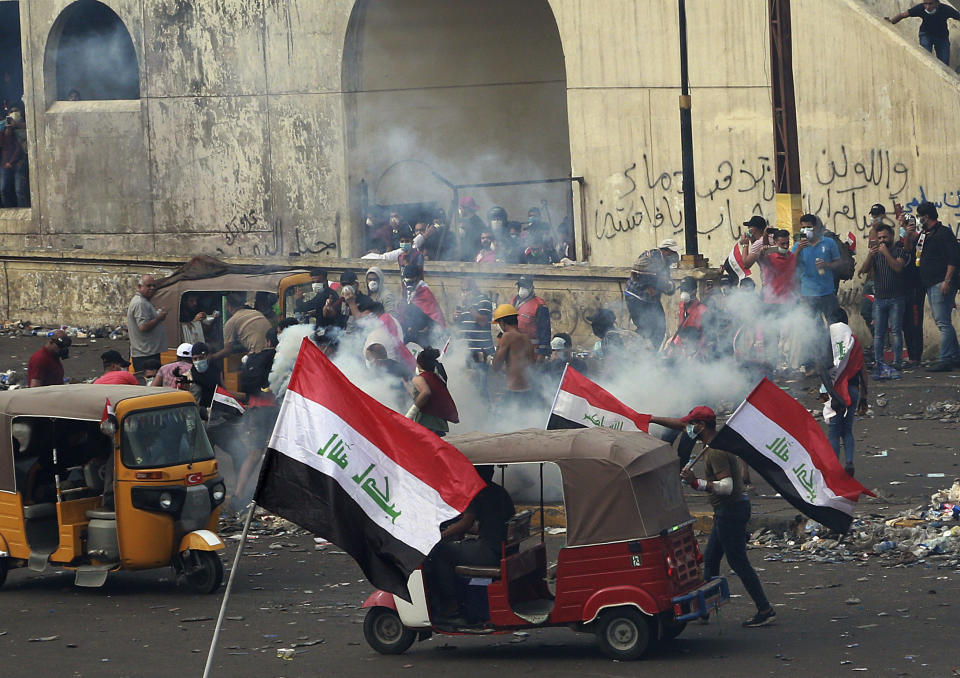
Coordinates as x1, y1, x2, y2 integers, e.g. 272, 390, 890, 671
490, 304, 535, 413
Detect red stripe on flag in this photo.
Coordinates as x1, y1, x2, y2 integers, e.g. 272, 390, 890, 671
560, 368, 651, 432
287, 338, 482, 511
742, 378, 873, 500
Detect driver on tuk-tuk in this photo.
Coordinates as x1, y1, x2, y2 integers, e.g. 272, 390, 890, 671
425, 465, 515, 626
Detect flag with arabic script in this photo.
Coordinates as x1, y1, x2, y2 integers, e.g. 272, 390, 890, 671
710, 378, 874, 533
546, 365, 651, 432
254, 338, 485, 601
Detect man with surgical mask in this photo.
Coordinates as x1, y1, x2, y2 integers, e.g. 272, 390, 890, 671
397, 264, 446, 346
650, 406, 775, 629
365, 266, 396, 314
361, 224, 425, 270
792, 214, 842, 369
293, 268, 339, 327
510, 275, 552, 359
27, 329, 71, 387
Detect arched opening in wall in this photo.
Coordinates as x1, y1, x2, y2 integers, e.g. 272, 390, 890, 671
47, 0, 139, 102
342, 0, 574, 262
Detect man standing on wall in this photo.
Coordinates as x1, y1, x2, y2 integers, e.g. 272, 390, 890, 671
915, 201, 960, 371
126, 274, 167, 373
887, 0, 960, 66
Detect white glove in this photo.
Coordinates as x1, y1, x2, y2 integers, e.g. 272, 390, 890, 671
413, 233, 425, 250
405, 404, 420, 420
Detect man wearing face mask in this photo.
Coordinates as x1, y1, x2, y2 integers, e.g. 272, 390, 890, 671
887, 0, 960, 65
398, 265, 446, 346
364, 266, 396, 314
456, 196, 486, 262
361, 224, 425, 271
625, 250, 677, 351
27, 330, 71, 387
793, 214, 842, 369
510, 275, 552, 359
650, 406, 775, 628
914, 201, 960, 371
293, 268, 339, 327
187, 342, 221, 409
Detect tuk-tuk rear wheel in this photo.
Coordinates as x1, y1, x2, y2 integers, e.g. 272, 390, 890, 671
595, 607, 652, 661
184, 551, 223, 594
363, 606, 416, 655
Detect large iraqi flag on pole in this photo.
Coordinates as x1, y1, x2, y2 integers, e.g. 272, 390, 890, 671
254, 339, 485, 601
711, 378, 874, 533
546, 365, 651, 432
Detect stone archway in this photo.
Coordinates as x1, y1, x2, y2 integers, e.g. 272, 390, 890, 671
342, 0, 572, 256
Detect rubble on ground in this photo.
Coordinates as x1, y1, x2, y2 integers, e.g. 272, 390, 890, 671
0, 321, 127, 340
750, 480, 960, 569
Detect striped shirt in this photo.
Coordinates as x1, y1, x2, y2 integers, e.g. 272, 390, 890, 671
456, 292, 495, 353
873, 241, 907, 299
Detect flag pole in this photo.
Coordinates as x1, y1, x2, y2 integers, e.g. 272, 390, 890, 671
202, 499, 258, 678
543, 363, 569, 429
682, 446, 707, 472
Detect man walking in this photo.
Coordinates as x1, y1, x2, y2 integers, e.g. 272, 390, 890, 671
859, 222, 909, 375
915, 201, 960, 371
126, 274, 167, 372
650, 406, 775, 628
27, 330, 70, 387
887, 0, 960, 65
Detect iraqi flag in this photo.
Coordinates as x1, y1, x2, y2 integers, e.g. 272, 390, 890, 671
209, 386, 245, 424
726, 242, 752, 281
546, 365, 651, 432
254, 338, 484, 601
711, 378, 874, 533
829, 322, 864, 407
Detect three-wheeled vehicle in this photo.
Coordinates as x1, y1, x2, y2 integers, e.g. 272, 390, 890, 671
0, 385, 226, 592
362, 428, 729, 660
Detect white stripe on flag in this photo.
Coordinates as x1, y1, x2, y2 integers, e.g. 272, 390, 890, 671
727, 401, 855, 514
212, 389, 244, 413
270, 390, 462, 556
553, 390, 643, 432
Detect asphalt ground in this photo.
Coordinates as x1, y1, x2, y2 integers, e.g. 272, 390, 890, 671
1, 336, 960, 676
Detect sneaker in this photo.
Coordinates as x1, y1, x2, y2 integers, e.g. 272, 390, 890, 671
926, 362, 953, 373
742, 608, 776, 627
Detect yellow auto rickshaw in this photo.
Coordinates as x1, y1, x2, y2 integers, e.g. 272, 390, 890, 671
0, 385, 226, 592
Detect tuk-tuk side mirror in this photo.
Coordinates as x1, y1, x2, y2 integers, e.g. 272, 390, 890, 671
100, 418, 117, 436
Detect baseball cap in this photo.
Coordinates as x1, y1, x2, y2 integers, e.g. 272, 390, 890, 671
340, 270, 358, 286
658, 238, 680, 253
869, 203, 886, 216
681, 406, 717, 425
176, 342, 194, 359
517, 274, 535, 288
743, 215, 768, 230
100, 349, 130, 367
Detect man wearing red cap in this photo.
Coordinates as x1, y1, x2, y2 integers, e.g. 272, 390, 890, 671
650, 406, 775, 628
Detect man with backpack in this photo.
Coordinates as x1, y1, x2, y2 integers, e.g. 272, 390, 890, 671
793, 214, 845, 369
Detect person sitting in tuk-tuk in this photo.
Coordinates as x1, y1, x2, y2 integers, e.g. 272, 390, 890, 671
426, 465, 515, 625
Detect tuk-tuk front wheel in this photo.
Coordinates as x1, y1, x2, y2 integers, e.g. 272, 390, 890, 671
595, 607, 652, 661
180, 551, 223, 594
364, 606, 416, 655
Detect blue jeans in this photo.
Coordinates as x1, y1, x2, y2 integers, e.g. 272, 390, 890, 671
0, 163, 28, 208
920, 32, 951, 65
828, 385, 859, 466
703, 499, 770, 612
926, 283, 960, 364
872, 296, 904, 366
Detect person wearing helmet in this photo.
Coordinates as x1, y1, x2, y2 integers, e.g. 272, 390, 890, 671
625, 249, 676, 350
491, 303, 535, 412
487, 206, 508, 238
510, 275, 552, 359
398, 264, 446, 346
152, 342, 195, 387
650, 406, 775, 629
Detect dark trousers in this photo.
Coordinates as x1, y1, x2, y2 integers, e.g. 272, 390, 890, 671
632, 302, 666, 351
919, 32, 951, 65
426, 539, 499, 614
703, 499, 770, 612
902, 285, 925, 362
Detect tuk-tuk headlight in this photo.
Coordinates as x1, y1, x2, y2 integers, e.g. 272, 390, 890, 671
159, 492, 174, 510
211, 483, 226, 505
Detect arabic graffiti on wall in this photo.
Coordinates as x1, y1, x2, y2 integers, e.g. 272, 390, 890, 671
215, 211, 338, 258
593, 146, 915, 243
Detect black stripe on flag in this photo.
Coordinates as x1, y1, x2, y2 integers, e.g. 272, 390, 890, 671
711, 426, 855, 534
546, 413, 587, 430
255, 448, 424, 601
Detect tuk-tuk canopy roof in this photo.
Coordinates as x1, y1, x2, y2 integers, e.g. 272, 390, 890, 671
446, 428, 691, 546
0, 385, 181, 492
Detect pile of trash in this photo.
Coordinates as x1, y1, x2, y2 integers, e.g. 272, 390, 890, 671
898, 400, 960, 423
0, 321, 127, 340
749, 480, 960, 568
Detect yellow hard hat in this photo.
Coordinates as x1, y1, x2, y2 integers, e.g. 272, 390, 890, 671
492, 303, 518, 323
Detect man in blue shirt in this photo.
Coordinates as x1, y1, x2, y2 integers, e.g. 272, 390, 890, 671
793, 214, 842, 367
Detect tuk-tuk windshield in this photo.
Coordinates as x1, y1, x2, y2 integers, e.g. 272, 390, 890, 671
121, 405, 214, 468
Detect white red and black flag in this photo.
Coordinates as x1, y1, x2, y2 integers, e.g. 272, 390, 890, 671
547, 365, 651, 432
711, 378, 874, 533
209, 386, 245, 424
726, 242, 752, 281
254, 339, 484, 601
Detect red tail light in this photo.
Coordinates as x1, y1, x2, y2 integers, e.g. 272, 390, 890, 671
665, 555, 677, 578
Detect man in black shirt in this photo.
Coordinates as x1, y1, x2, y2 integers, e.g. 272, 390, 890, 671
860, 223, 908, 374
887, 0, 960, 65
916, 202, 960, 370
426, 465, 515, 624
293, 268, 340, 327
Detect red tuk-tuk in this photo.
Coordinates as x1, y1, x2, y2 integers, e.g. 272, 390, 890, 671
362, 428, 729, 660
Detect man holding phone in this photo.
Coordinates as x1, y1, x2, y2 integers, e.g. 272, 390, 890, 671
793, 214, 842, 369
859, 222, 908, 375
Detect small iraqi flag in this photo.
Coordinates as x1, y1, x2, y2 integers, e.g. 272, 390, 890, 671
210, 386, 245, 423
726, 242, 752, 281
254, 338, 484, 601
546, 365, 651, 432
100, 398, 115, 426
711, 378, 874, 533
